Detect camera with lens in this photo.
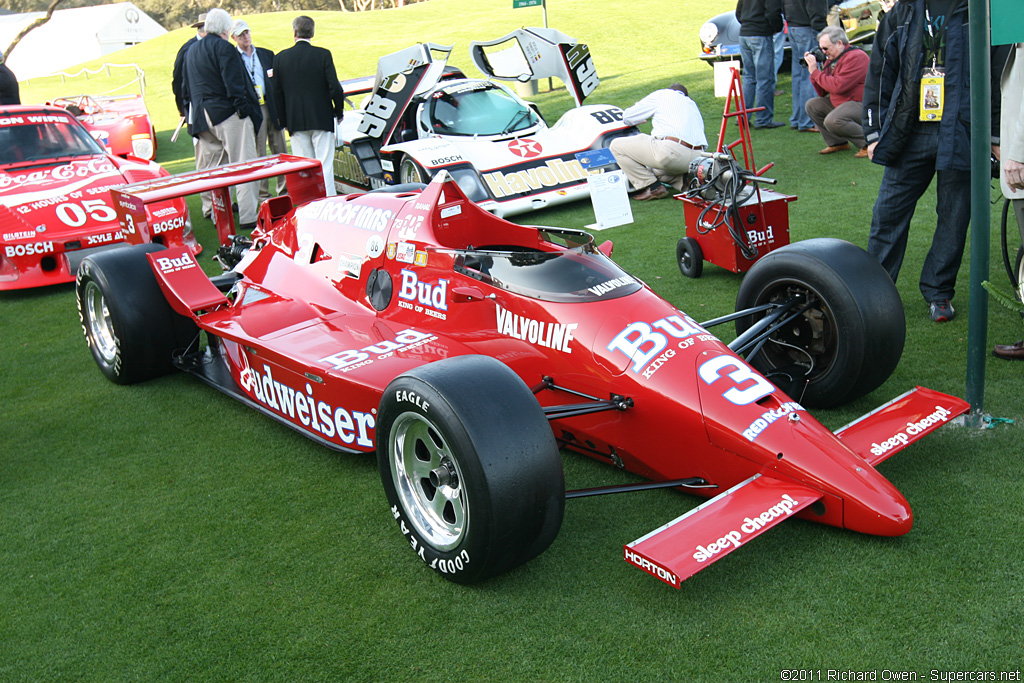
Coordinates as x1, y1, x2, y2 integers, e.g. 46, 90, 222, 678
799, 47, 828, 67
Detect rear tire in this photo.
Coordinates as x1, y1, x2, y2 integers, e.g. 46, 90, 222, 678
735, 238, 905, 408
376, 355, 564, 583
76, 244, 198, 385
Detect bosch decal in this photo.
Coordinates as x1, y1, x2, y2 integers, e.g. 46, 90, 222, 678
4, 241, 54, 257
151, 216, 185, 234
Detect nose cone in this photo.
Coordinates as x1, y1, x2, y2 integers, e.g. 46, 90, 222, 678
842, 484, 913, 537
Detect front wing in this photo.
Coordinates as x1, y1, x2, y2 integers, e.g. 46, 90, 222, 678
625, 474, 821, 587
625, 386, 968, 587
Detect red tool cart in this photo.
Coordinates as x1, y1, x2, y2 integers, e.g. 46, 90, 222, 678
674, 64, 797, 278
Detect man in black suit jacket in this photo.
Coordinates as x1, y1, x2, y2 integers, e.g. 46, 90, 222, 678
171, 14, 205, 119
0, 58, 19, 105
184, 8, 262, 228
272, 15, 345, 195
231, 19, 288, 200
171, 14, 206, 212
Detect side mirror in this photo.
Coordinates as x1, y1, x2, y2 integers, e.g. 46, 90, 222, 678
452, 286, 494, 303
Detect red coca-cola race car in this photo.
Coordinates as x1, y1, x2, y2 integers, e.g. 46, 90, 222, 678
0, 105, 195, 291
76, 156, 968, 587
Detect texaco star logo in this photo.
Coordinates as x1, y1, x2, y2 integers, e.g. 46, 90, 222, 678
508, 138, 543, 158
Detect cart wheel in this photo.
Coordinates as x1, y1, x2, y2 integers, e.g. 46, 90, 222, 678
1016, 247, 1024, 306
676, 237, 703, 278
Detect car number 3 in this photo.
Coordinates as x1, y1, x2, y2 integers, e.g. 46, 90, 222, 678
698, 355, 773, 406
56, 200, 117, 227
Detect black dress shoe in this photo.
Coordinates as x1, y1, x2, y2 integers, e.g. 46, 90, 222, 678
238, 222, 257, 231
993, 340, 1024, 360
753, 121, 785, 129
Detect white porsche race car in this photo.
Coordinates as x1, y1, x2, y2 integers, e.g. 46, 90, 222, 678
333, 29, 638, 218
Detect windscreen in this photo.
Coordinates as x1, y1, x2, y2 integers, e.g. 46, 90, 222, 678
453, 230, 642, 303
0, 114, 104, 165
422, 82, 539, 137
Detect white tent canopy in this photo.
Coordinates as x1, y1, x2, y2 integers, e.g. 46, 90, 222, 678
1, 2, 166, 81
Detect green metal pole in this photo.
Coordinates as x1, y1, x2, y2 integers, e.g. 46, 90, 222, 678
964, 0, 991, 427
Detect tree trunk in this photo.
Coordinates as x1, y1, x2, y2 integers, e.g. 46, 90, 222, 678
2, 0, 67, 63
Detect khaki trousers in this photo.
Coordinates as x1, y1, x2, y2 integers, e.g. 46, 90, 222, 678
198, 112, 259, 225
610, 134, 702, 191
256, 102, 289, 200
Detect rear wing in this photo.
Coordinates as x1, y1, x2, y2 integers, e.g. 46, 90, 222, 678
469, 28, 599, 106
110, 154, 324, 247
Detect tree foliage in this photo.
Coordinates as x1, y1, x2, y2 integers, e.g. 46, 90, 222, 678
0, 0, 427, 38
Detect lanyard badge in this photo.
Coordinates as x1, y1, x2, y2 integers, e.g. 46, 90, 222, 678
920, 4, 947, 121
920, 67, 944, 121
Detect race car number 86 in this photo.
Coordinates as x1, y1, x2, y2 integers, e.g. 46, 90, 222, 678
563, 44, 598, 98
358, 95, 398, 138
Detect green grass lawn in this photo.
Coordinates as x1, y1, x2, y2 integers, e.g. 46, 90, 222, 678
2, 0, 1022, 680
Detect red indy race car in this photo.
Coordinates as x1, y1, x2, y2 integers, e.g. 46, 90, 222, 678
0, 105, 195, 291
76, 157, 968, 587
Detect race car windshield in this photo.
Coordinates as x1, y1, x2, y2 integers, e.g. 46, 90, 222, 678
424, 83, 539, 136
0, 117, 104, 165
452, 229, 642, 303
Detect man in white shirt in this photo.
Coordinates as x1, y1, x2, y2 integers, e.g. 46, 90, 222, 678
610, 83, 707, 201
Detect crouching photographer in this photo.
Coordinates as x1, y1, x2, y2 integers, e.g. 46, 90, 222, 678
803, 25, 870, 157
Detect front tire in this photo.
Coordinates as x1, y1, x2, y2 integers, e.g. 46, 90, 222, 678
76, 244, 198, 385
735, 238, 905, 408
376, 355, 564, 584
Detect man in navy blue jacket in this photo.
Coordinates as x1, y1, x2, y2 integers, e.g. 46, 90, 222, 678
862, 0, 970, 322
736, 0, 785, 128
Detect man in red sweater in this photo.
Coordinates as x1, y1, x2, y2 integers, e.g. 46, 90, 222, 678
804, 25, 871, 156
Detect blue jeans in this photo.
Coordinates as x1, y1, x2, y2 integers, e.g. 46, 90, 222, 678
773, 31, 786, 74
867, 129, 971, 302
740, 35, 777, 125
788, 26, 818, 130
